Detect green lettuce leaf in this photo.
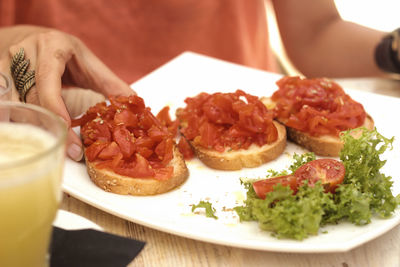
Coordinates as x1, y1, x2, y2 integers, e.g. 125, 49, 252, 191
235, 128, 399, 240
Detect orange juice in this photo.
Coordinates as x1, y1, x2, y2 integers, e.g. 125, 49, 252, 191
0, 122, 64, 267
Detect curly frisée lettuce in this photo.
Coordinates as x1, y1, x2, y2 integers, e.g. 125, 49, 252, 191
335, 128, 399, 223
234, 181, 336, 240
234, 128, 399, 240
192, 201, 218, 219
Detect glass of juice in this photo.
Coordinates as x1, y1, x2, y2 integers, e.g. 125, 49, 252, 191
0, 101, 67, 267
0, 72, 11, 101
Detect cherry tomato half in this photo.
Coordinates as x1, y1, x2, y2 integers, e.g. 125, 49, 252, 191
253, 175, 297, 200
294, 159, 345, 192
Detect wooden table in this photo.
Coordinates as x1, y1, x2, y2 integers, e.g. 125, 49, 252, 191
60, 77, 400, 267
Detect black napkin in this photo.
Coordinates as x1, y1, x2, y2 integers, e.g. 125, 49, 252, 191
50, 227, 145, 267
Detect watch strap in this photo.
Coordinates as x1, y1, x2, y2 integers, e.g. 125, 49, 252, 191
375, 28, 400, 73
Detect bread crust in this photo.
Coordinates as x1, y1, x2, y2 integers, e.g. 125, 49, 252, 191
187, 121, 286, 170
285, 114, 374, 157
85, 147, 189, 195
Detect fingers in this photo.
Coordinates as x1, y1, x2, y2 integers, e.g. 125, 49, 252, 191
8, 31, 84, 161
6, 30, 134, 161
66, 128, 84, 161
64, 37, 136, 97
34, 32, 84, 161
35, 36, 70, 120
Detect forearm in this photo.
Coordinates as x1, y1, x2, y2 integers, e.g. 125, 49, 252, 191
273, 0, 386, 78
286, 20, 385, 78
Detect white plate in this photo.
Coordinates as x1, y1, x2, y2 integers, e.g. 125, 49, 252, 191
63, 52, 400, 253
53, 210, 102, 231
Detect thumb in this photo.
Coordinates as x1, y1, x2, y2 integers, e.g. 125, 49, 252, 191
66, 127, 84, 161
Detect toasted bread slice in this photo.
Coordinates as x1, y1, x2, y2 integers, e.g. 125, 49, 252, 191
285, 115, 374, 157
184, 121, 286, 170
260, 97, 374, 157
85, 147, 189, 196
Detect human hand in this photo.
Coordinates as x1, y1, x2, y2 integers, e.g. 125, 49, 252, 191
0, 27, 134, 161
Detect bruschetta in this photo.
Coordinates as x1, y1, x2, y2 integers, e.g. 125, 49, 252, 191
72, 95, 189, 195
176, 90, 286, 170
261, 76, 374, 157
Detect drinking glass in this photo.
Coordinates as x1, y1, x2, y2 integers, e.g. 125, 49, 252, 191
0, 101, 67, 267
0, 72, 11, 101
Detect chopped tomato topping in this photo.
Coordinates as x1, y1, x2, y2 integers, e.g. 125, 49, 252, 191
95, 152, 124, 170
148, 125, 168, 142
154, 166, 174, 181
115, 153, 155, 178
80, 120, 112, 146
271, 76, 366, 137
114, 109, 138, 128
134, 136, 155, 150
85, 140, 109, 162
113, 126, 135, 158
73, 95, 175, 180
178, 137, 194, 159
71, 112, 97, 128
178, 90, 277, 152
156, 106, 180, 137
140, 108, 164, 130
156, 106, 173, 126
155, 138, 174, 165
98, 141, 121, 160
198, 121, 219, 150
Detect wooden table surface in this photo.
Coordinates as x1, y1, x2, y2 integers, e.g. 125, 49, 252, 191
60, 78, 400, 267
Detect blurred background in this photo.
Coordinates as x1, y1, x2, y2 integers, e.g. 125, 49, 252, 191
267, 0, 400, 76
335, 0, 399, 32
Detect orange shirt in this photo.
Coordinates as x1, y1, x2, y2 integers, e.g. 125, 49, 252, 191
1, 0, 277, 83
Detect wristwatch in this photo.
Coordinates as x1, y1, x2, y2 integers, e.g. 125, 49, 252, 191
375, 28, 400, 74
